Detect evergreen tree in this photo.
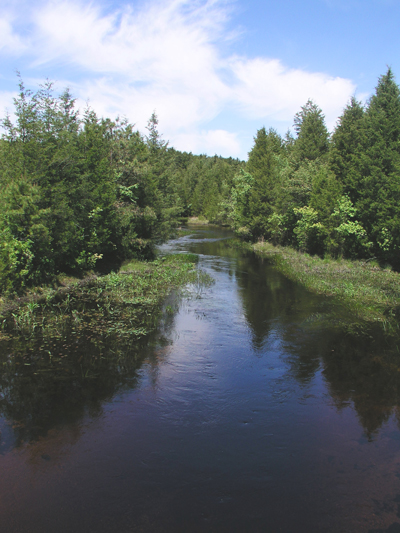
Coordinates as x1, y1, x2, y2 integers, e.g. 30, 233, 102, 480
246, 128, 283, 238
330, 97, 365, 201
355, 68, 400, 265
293, 99, 329, 162
145, 111, 167, 153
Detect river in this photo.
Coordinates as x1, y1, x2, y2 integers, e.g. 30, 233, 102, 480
1, 226, 400, 532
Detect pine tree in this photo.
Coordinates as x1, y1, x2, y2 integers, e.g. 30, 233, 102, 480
145, 111, 168, 153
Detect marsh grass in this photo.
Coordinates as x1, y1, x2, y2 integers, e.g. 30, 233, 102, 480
254, 241, 400, 331
0, 254, 214, 445
0, 254, 209, 343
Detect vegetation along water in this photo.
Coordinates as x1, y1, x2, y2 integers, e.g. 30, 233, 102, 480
2, 68, 400, 531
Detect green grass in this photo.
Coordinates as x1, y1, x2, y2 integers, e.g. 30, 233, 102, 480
253, 241, 400, 331
0, 254, 210, 342
187, 216, 210, 225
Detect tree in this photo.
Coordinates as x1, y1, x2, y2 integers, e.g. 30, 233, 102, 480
354, 68, 400, 266
246, 128, 283, 238
224, 169, 254, 233
330, 97, 365, 201
145, 111, 167, 153
293, 99, 330, 162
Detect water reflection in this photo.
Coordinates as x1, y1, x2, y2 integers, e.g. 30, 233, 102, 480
229, 244, 400, 439
163, 228, 400, 441
2, 228, 399, 447
1, 226, 400, 532
0, 298, 178, 451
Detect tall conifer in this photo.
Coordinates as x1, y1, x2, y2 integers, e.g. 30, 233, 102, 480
247, 128, 283, 238
293, 100, 329, 162
330, 97, 364, 199
357, 68, 400, 265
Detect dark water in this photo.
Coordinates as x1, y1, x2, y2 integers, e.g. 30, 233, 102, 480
1, 227, 400, 533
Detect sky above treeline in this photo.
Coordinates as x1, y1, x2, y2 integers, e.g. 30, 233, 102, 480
1, 0, 399, 159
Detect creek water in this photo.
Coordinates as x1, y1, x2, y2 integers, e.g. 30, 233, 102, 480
1, 226, 400, 532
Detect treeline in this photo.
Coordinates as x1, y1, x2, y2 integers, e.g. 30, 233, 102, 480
0, 77, 242, 293
223, 68, 400, 270
4, 68, 400, 294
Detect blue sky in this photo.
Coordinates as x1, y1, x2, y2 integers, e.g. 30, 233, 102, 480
0, 0, 399, 159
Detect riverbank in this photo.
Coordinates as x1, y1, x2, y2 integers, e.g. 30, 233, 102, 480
253, 241, 400, 331
187, 216, 210, 225
0, 254, 205, 342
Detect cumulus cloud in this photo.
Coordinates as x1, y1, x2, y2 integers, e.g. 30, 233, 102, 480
0, 0, 357, 157
173, 129, 241, 157
230, 57, 357, 131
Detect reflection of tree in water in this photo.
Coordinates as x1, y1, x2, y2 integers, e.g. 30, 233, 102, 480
321, 330, 400, 439
280, 317, 400, 438
0, 300, 177, 449
286, 323, 400, 438
233, 249, 400, 438
234, 251, 326, 353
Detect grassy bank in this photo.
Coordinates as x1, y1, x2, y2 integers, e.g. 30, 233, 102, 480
253, 241, 400, 331
187, 216, 210, 225
0, 254, 209, 343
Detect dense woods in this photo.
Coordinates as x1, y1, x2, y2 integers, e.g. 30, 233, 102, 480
224, 68, 400, 270
0, 78, 241, 293
2, 67, 400, 294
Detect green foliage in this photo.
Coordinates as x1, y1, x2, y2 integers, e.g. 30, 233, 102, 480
247, 128, 283, 238
265, 213, 287, 245
0, 78, 242, 294
293, 206, 327, 254
6, 67, 400, 294
329, 96, 364, 195
0, 226, 34, 293
221, 169, 254, 233
329, 195, 371, 258
355, 69, 400, 266
236, 69, 400, 270
293, 99, 329, 162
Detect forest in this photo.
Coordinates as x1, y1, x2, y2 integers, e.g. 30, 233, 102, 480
0, 76, 242, 294
225, 68, 400, 270
1, 67, 400, 294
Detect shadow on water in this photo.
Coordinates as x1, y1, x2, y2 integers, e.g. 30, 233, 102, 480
369, 524, 400, 533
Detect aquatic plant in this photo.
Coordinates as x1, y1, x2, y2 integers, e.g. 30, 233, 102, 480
0, 254, 210, 343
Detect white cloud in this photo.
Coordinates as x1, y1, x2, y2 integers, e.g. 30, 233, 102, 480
0, 91, 17, 119
0, 13, 26, 54
173, 129, 241, 156
0, 0, 358, 157
230, 57, 357, 131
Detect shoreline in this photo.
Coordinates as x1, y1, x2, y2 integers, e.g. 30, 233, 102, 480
252, 241, 400, 332
0, 254, 205, 342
